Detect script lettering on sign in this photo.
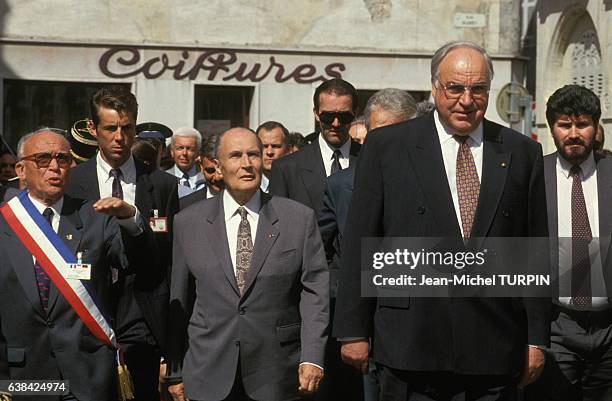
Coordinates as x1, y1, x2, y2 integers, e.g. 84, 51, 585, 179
99, 47, 346, 84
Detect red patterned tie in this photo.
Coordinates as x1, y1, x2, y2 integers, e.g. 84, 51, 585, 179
455, 135, 480, 238
570, 165, 592, 309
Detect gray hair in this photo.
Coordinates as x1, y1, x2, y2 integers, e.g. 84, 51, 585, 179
415, 100, 436, 117
17, 128, 70, 159
430, 41, 494, 84
351, 115, 366, 127
364, 88, 417, 129
171, 127, 202, 150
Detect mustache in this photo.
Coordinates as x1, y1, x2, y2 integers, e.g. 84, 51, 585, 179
564, 138, 586, 146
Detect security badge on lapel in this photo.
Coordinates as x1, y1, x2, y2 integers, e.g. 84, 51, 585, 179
149, 209, 168, 233
66, 251, 92, 280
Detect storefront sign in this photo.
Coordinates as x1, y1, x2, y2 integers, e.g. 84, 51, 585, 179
99, 46, 345, 84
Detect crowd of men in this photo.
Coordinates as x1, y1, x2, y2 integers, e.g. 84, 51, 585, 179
0, 39, 611, 401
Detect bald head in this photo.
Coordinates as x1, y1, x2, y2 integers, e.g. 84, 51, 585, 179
216, 127, 263, 205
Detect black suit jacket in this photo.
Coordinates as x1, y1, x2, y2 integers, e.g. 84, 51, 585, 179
66, 158, 179, 352
318, 165, 354, 297
544, 151, 612, 300
269, 138, 360, 215
333, 113, 551, 375
0, 195, 156, 401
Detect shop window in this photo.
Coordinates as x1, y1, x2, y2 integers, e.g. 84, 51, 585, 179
194, 85, 254, 137
2, 80, 130, 152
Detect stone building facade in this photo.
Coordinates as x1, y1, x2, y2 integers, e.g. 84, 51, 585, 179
1, 0, 525, 149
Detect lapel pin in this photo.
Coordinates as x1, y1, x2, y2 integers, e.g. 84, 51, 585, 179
269, 234, 276, 238
66, 234, 73, 240
501, 162, 507, 168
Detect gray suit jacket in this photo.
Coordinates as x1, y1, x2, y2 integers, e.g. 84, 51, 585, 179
167, 191, 329, 401
0, 195, 157, 401
544, 151, 612, 299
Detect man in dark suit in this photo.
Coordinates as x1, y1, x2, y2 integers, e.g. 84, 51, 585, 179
179, 133, 223, 210
319, 88, 417, 401
268, 78, 361, 401
334, 41, 550, 401
66, 86, 179, 401
0, 129, 156, 401
166, 128, 329, 401
269, 78, 360, 216
526, 85, 612, 401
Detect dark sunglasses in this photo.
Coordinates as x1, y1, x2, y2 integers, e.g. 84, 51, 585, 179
21, 152, 73, 168
318, 111, 355, 126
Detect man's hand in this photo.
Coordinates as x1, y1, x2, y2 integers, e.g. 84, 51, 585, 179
518, 346, 546, 389
93, 197, 136, 219
167, 382, 186, 401
298, 364, 324, 394
340, 339, 369, 374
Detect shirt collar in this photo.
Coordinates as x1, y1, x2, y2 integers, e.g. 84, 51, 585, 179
223, 189, 262, 223
433, 110, 483, 147
28, 193, 63, 217
96, 152, 136, 183
557, 150, 596, 179
318, 133, 351, 162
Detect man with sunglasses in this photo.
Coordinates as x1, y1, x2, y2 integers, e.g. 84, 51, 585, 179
269, 79, 362, 400
334, 41, 550, 401
66, 86, 179, 401
0, 128, 157, 401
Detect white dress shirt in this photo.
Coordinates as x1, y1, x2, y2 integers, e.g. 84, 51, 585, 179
260, 174, 270, 193
95, 152, 142, 234
318, 134, 351, 177
167, 165, 206, 198
29, 194, 62, 233
434, 111, 483, 238
556, 152, 608, 310
223, 190, 261, 274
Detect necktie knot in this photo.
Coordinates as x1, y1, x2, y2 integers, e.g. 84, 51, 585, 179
570, 165, 582, 178
454, 134, 469, 144
331, 149, 343, 175
181, 173, 191, 187
42, 208, 54, 225
110, 168, 122, 180
238, 206, 248, 221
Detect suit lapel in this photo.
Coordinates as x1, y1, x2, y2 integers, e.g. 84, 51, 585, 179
47, 196, 83, 314
243, 193, 279, 296
407, 114, 461, 237
543, 153, 560, 283
135, 162, 154, 217
206, 195, 240, 296
300, 142, 326, 209
3, 225, 46, 318
596, 153, 612, 266
77, 158, 101, 199
469, 120, 511, 249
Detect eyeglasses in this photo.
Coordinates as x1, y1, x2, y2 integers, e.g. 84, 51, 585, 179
438, 82, 489, 99
318, 111, 355, 127
21, 152, 73, 168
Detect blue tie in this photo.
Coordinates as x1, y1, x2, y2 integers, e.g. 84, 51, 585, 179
34, 208, 54, 312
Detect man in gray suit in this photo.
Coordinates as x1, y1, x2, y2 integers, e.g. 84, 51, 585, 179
166, 127, 329, 401
527, 84, 612, 401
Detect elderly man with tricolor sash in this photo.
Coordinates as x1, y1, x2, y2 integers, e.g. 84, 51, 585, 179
0, 128, 158, 401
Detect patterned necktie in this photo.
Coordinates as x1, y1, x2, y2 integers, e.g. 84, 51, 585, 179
455, 135, 480, 238
331, 149, 343, 176
570, 165, 592, 309
34, 208, 54, 312
181, 173, 191, 188
110, 168, 123, 200
235, 206, 253, 295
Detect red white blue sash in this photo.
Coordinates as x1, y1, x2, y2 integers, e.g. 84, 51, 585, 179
0, 191, 117, 348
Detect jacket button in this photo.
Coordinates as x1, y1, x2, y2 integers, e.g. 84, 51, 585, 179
417, 206, 426, 214
502, 210, 510, 217
234, 340, 240, 346
239, 308, 246, 315
50, 350, 56, 357
47, 320, 54, 328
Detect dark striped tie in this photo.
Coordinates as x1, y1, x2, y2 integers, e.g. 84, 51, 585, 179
110, 168, 123, 200
34, 207, 54, 312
